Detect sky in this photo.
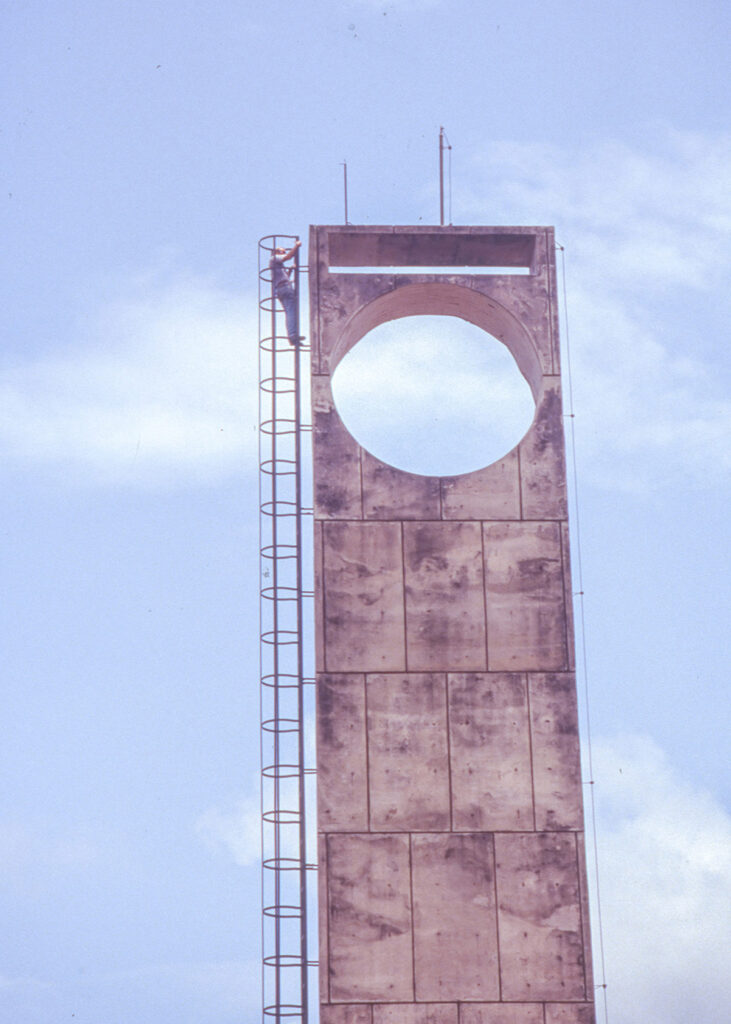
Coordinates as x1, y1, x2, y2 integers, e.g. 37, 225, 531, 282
2, 1, 730, 1022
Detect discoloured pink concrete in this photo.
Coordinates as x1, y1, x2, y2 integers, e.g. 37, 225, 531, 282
483, 522, 568, 672
529, 674, 583, 830
404, 522, 486, 671
322, 521, 405, 672
319, 834, 330, 1002
321, 1005, 373, 1024
545, 1006, 597, 1024
460, 1005, 544, 1024
518, 380, 568, 520
363, 450, 441, 521
448, 673, 533, 831
328, 833, 414, 1002
367, 673, 450, 832
440, 450, 521, 521
313, 374, 362, 519
494, 833, 587, 1001
412, 833, 500, 1001
318, 674, 369, 832
311, 226, 594, 1023
374, 1005, 458, 1024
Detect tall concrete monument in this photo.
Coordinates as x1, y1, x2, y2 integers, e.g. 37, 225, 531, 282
309, 226, 595, 1024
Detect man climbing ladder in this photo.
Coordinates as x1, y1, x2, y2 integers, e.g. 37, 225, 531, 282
269, 239, 304, 345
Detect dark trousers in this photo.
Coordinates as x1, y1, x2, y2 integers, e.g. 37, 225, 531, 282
275, 283, 298, 342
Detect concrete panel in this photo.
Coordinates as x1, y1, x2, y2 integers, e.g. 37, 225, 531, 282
319, 834, 330, 1002
468, 274, 555, 381
576, 832, 594, 997
321, 1007, 373, 1024
412, 834, 500, 1001
323, 522, 405, 673
440, 451, 521, 521
484, 522, 567, 672
494, 833, 586, 1001
460, 1006, 543, 1024
313, 375, 362, 519
560, 521, 576, 672
519, 380, 567, 520
317, 674, 368, 832
318, 273, 397, 377
529, 674, 583, 830
315, 521, 325, 672
362, 450, 441, 520
328, 833, 413, 1002
404, 522, 486, 671
374, 1006, 457, 1024
367, 673, 450, 832
545, 1005, 596, 1024
448, 673, 533, 831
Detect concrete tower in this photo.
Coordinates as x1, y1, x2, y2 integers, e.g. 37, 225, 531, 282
309, 226, 595, 1024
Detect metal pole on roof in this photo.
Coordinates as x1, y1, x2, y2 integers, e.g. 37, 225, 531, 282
439, 128, 445, 225
439, 127, 452, 226
342, 161, 349, 225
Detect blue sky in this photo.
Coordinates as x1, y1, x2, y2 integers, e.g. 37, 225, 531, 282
2, 2, 730, 1022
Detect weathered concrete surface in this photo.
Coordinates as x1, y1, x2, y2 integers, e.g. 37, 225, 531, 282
327, 229, 536, 270
494, 833, 587, 1001
576, 832, 595, 997
317, 674, 368, 832
448, 673, 533, 831
518, 380, 568, 520
529, 674, 583, 830
460, 1005, 543, 1024
318, 834, 330, 1003
328, 833, 413, 1002
374, 1005, 458, 1024
484, 522, 568, 672
322, 521, 405, 672
412, 834, 500, 1001
312, 226, 594, 1024
363, 450, 441, 520
321, 1005, 372, 1024
441, 450, 521, 521
404, 522, 486, 671
366, 673, 450, 832
313, 374, 362, 519
314, 522, 325, 672
544, 1006, 597, 1024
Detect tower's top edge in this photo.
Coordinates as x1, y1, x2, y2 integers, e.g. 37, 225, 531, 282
311, 224, 553, 233
311, 226, 554, 272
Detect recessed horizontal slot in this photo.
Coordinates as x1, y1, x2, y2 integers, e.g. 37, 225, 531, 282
329, 265, 531, 275
326, 230, 537, 269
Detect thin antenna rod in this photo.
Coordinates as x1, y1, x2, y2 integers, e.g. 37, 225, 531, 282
439, 127, 452, 225
342, 161, 349, 225
439, 128, 445, 225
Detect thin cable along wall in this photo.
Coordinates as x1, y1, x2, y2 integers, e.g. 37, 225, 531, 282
258, 235, 317, 1024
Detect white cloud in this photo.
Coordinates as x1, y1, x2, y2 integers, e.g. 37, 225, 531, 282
195, 792, 261, 868
0, 275, 261, 486
588, 734, 731, 1023
197, 713, 318, 871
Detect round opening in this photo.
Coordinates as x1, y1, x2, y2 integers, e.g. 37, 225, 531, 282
331, 315, 536, 477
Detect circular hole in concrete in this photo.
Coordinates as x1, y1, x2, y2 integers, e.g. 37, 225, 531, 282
331, 315, 536, 477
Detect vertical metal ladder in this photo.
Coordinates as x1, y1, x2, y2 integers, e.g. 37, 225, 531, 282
257, 236, 316, 1024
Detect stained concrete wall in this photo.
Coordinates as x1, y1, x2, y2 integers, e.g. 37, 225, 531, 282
310, 226, 595, 1024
